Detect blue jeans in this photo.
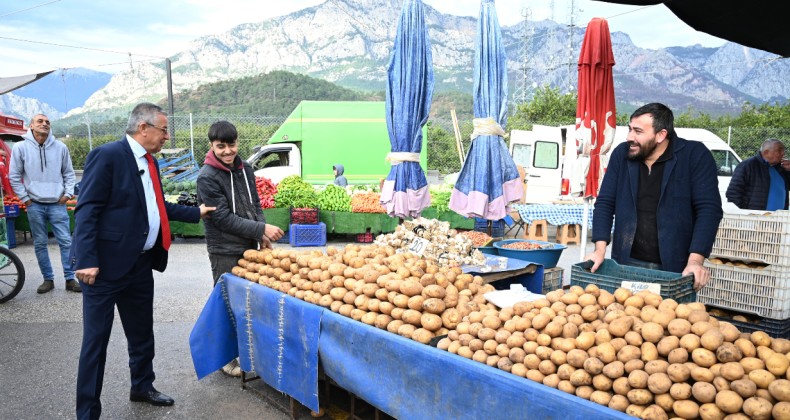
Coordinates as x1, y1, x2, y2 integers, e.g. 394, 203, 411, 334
26, 202, 74, 281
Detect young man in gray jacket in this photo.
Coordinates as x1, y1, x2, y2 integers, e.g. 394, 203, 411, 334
9, 114, 79, 294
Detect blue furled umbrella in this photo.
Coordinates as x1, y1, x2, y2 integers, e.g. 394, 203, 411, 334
449, 0, 522, 221
379, 0, 434, 219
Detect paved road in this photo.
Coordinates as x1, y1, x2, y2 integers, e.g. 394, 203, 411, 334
0, 229, 595, 419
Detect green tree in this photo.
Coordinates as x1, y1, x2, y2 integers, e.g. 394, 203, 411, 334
509, 86, 577, 130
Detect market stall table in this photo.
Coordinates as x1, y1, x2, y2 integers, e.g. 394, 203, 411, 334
190, 273, 630, 420
511, 203, 594, 228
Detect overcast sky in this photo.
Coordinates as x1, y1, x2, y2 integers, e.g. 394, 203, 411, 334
0, 0, 726, 77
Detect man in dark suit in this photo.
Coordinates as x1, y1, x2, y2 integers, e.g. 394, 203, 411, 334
72, 103, 214, 420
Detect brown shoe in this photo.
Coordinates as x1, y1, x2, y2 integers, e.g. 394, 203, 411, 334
37, 280, 55, 294
65, 280, 82, 293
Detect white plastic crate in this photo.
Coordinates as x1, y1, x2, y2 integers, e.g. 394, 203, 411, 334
699, 261, 790, 319
711, 211, 790, 266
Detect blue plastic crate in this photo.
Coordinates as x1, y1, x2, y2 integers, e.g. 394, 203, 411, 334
4, 204, 19, 218
474, 218, 505, 238
289, 222, 326, 247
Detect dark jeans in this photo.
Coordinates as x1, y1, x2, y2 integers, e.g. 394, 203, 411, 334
626, 257, 664, 271
209, 253, 243, 286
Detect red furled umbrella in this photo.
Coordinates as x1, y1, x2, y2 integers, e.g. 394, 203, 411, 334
575, 17, 616, 257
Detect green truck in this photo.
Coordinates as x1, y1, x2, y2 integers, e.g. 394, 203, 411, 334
247, 101, 428, 185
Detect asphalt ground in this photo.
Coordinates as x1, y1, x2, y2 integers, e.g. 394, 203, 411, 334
0, 227, 595, 419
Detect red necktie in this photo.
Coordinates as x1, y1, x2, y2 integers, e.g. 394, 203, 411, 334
145, 153, 171, 251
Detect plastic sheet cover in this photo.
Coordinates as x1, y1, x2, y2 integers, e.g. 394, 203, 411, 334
189, 274, 322, 411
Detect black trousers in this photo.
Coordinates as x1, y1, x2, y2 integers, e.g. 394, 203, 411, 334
76, 252, 155, 420
209, 253, 242, 286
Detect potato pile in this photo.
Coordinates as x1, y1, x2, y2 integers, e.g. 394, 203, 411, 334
232, 244, 499, 345
436, 285, 790, 419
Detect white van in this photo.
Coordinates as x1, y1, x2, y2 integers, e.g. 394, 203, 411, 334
509, 125, 742, 205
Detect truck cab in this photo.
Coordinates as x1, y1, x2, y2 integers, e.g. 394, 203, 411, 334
248, 142, 301, 185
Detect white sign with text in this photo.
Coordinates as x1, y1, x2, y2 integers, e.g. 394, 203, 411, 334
621, 281, 662, 295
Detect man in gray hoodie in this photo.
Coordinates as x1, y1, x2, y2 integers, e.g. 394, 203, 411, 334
9, 114, 79, 294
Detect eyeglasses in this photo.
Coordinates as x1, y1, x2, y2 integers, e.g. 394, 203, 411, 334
145, 122, 169, 135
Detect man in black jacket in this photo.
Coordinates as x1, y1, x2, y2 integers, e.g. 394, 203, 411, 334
726, 139, 790, 210
196, 121, 284, 376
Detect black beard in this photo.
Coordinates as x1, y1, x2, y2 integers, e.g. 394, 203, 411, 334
627, 139, 657, 161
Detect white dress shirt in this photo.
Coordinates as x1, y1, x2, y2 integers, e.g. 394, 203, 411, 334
126, 135, 160, 251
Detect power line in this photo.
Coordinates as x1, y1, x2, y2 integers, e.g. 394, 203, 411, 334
0, 35, 165, 59
0, 0, 61, 19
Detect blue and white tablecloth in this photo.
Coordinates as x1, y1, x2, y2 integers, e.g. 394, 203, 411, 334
512, 204, 594, 228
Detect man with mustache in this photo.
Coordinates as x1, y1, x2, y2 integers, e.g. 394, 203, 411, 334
584, 103, 722, 291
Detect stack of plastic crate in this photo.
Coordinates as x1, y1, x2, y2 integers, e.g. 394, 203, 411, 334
699, 211, 790, 338
288, 207, 326, 247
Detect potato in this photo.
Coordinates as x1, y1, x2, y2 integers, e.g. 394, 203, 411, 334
767, 353, 790, 376
667, 363, 691, 383
613, 288, 632, 304
731, 378, 758, 398
420, 313, 443, 332
625, 404, 645, 417
588, 389, 612, 406
690, 366, 715, 383
609, 316, 634, 337
570, 369, 592, 386
668, 347, 689, 364
618, 345, 642, 363
741, 356, 766, 373
742, 396, 773, 420
750, 369, 777, 389
692, 348, 717, 368
774, 402, 790, 420
716, 342, 743, 363
401, 309, 422, 326
700, 329, 725, 351
608, 394, 630, 412
575, 385, 594, 400
626, 389, 653, 405
597, 342, 617, 364
647, 372, 672, 394
719, 322, 741, 343
693, 381, 718, 403
411, 328, 434, 344
657, 336, 680, 357
773, 339, 790, 354
602, 361, 625, 379
654, 393, 674, 412
645, 360, 669, 375
699, 403, 725, 420
625, 359, 645, 374
641, 342, 659, 362
712, 376, 730, 392
770, 379, 790, 402
397, 323, 416, 339
670, 382, 692, 400
715, 389, 744, 414
640, 404, 668, 420
673, 399, 700, 419
640, 322, 664, 344
735, 338, 757, 358
667, 318, 692, 338
751, 331, 772, 348
628, 370, 649, 389
652, 309, 677, 328
721, 362, 746, 381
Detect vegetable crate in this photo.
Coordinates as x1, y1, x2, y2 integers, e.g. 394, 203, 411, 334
355, 232, 374, 243
542, 267, 563, 295
710, 211, 790, 266
711, 313, 790, 339
474, 218, 504, 238
570, 259, 697, 303
290, 207, 320, 225
698, 261, 790, 319
289, 222, 326, 247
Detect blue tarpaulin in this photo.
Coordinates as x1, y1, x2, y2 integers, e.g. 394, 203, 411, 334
189, 274, 631, 419
380, 0, 434, 219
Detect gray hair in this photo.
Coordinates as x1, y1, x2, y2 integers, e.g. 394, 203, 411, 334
760, 138, 785, 153
125, 103, 165, 134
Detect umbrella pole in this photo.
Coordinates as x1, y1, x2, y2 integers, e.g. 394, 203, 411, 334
487, 220, 492, 237
580, 197, 591, 261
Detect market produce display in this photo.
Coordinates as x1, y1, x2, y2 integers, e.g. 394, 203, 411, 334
375, 217, 486, 266
429, 184, 452, 215
501, 241, 553, 250
316, 184, 352, 212
350, 191, 386, 213
274, 175, 318, 209
3, 195, 25, 210
435, 285, 790, 419
459, 230, 493, 248
232, 244, 499, 346
255, 176, 277, 209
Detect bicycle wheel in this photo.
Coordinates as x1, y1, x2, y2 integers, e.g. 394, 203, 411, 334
0, 245, 25, 303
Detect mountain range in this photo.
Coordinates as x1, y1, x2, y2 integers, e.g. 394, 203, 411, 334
1, 0, 788, 120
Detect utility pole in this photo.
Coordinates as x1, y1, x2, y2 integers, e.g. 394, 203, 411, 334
166, 58, 175, 147
512, 7, 532, 113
